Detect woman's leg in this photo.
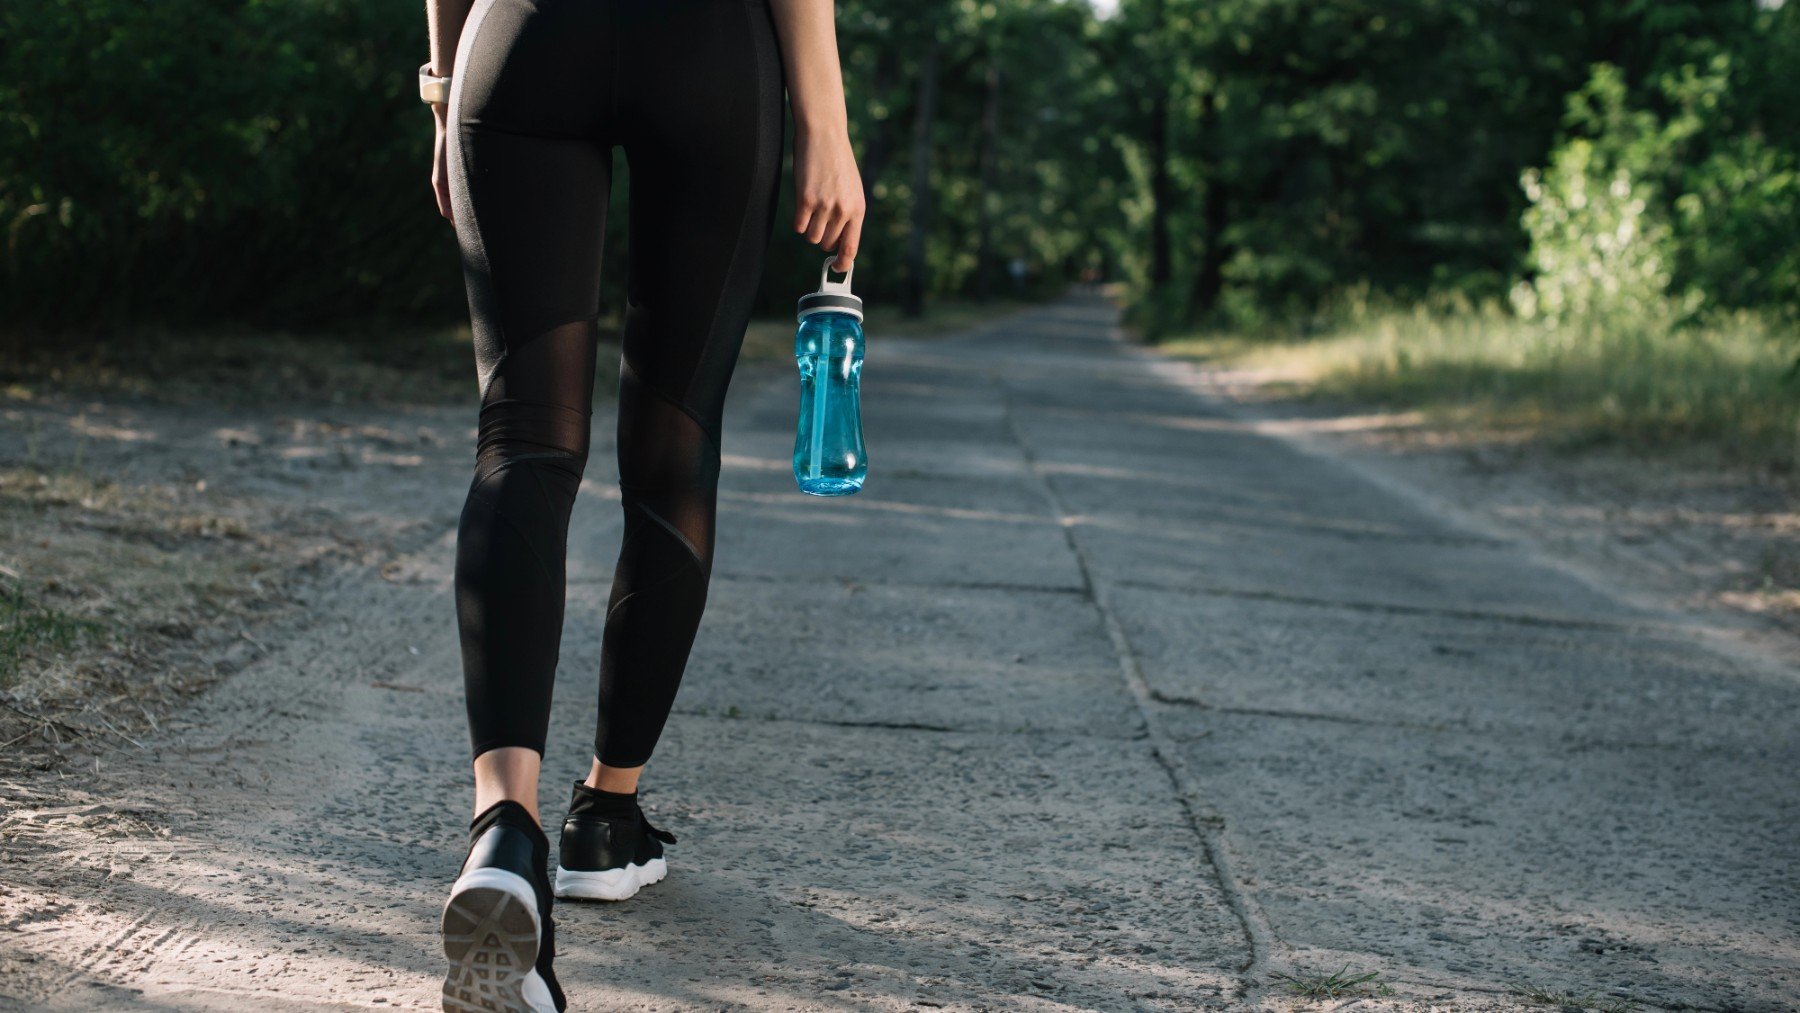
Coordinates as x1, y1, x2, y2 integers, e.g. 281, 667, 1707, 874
446, 0, 614, 814
587, 0, 786, 781
442, 1, 616, 1005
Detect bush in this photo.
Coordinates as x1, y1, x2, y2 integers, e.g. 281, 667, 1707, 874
1509, 68, 1679, 328
1510, 44, 1800, 329
0, 0, 463, 331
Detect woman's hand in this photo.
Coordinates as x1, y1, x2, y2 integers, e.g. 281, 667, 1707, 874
792, 127, 864, 273
768, 0, 862, 272
432, 104, 454, 222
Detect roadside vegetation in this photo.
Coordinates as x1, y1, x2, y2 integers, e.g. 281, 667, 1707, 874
0, 582, 103, 693
1143, 16, 1798, 469
1512, 980, 1642, 1013
1267, 964, 1388, 1001
1162, 303, 1797, 470
1, 327, 474, 409
0, 462, 287, 767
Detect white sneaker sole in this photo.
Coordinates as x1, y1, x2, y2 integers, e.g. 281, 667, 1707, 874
441, 867, 558, 1013
553, 857, 668, 901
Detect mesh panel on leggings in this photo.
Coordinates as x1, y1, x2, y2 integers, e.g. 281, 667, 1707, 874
591, 357, 721, 767
457, 321, 597, 758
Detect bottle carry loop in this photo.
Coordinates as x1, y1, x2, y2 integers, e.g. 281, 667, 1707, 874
820, 258, 854, 293
797, 256, 864, 322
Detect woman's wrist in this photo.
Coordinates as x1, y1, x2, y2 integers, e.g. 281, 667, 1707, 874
792, 110, 849, 142
789, 84, 848, 138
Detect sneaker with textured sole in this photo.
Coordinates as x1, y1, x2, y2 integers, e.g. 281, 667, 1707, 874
554, 781, 677, 902
441, 801, 566, 1013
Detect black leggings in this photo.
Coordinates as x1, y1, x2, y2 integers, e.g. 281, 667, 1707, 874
447, 0, 784, 766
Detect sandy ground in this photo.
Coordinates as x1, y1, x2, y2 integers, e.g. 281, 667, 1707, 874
1, 293, 1796, 1011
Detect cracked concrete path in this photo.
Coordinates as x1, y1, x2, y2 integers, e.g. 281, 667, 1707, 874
2, 293, 1796, 1011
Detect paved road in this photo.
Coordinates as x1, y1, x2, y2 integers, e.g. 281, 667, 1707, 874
3, 293, 1796, 1011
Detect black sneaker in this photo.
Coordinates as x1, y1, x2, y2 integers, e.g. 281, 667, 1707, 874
553, 781, 677, 902
441, 800, 567, 1013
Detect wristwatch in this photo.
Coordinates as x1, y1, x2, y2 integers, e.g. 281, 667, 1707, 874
419, 63, 451, 105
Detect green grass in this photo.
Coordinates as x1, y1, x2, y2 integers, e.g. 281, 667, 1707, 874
1512, 981, 1642, 1012
1267, 964, 1388, 1000
0, 585, 104, 690
1160, 306, 1800, 469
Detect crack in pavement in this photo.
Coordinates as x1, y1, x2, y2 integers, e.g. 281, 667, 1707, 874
576, 569, 1091, 598
671, 708, 1155, 741
671, 710, 962, 734
996, 381, 1282, 996
1147, 691, 1768, 756
1111, 576, 1688, 635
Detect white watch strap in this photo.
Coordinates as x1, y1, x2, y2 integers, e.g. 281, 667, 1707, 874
419, 63, 451, 105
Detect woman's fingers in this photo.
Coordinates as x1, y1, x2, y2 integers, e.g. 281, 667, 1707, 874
794, 176, 865, 273
817, 214, 848, 259
833, 214, 863, 273
435, 173, 454, 222
804, 199, 834, 244
432, 118, 455, 223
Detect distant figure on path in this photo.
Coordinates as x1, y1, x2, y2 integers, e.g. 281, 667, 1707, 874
419, 0, 866, 1008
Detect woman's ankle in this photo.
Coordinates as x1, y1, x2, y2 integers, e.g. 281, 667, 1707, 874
584, 757, 644, 794
473, 746, 544, 824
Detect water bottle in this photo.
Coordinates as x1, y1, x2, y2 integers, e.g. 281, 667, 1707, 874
792, 257, 867, 496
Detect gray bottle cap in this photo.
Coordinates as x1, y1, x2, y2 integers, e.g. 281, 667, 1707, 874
797, 257, 863, 322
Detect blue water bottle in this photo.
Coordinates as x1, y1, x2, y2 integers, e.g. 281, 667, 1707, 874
793, 257, 867, 496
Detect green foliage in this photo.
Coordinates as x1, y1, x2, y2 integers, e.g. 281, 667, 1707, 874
1113, 0, 1604, 330
0, 0, 461, 330
1511, 66, 1679, 327
1655, 8, 1800, 315
1123, 0, 1800, 331
3, 0, 1795, 334
1677, 133, 1800, 313
1509, 1, 1800, 329
0, 0, 1107, 331
823, 0, 1117, 307
1269, 964, 1389, 1000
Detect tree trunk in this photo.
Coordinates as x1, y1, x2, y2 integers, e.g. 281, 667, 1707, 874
903, 37, 941, 318
1145, 0, 1172, 289
1147, 90, 1172, 288
974, 61, 1003, 301
1191, 88, 1228, 314
858, 45, 902, 217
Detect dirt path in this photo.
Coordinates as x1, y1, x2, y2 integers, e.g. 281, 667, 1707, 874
2, 294, 1796, 1011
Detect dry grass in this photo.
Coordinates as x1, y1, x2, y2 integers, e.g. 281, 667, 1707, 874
0, 390, 410, 763
1160, 307, 1799, 470
0, 318, 654, 422
1511, 980, 1642, 1012
0, 584, 105, 692
0, 463, 297, 762
1, 300, 1028, 412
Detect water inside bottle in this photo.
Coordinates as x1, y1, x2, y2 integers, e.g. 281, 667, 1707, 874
793, 311, 866, 496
